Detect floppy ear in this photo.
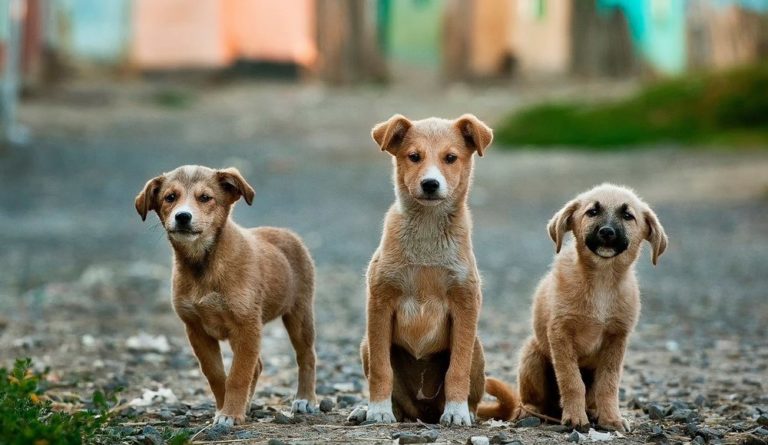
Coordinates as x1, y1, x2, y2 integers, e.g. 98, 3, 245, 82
643, 208, 668, 266
372, 114, 412, 155
454, 114, 493, 157
217, 167, 255, 205
547, 199, 580, 253
135, 176, 164, 221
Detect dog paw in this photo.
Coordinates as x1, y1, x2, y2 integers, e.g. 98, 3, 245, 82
365, 400, 396, 423
597, 416, 630, 433
291, 399, 316, 414
440, 401, 473, 426
213, 410, 243, 427
561, 408, 590, 431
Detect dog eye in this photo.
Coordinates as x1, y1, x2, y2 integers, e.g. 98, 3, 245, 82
408, 152, 421, 163
164, 193, 176, 203
199, 194, 212, 203
622, 211, 635, 221
445, 153, 457, 164
586, 208, 599, 217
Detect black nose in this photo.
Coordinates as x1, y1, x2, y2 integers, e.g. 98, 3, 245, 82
598, 226, 616, 241
175, 212, 192, 225
421, 179, 440, 194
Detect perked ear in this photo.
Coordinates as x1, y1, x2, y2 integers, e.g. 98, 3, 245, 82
135, 176, 164, 221
547, 199, 580, 253
217, 167, 255, 205
454, 114, 493, 157
643, 208, 668, 265
372, 114, 412, 155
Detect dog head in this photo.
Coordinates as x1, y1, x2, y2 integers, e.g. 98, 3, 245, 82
372, 114, 492, 207
135, 165, 254, 255
548, 184, 668, 265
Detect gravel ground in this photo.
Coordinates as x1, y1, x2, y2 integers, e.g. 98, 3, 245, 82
1, 79, 767, 444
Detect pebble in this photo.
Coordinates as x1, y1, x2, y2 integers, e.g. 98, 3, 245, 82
234, 431, 260, 440
489, 432, 521, 444
319, 397, 335, 413
692, 436, 706, 445
337, 394, 361, 408
393, 430, 439, 444
347, 405, 367, 425
566, 431, 581, 443
647, 403, 667, 420
171, 415, 189, 427
202, 424, 232, 441
139, 425, 163, 445
542, 424, 572, 433
467, 436, 490, 445
273, 412, 297, 424
514, 416, 541, 428
267, 440, 288, 445
741, 436, 768, 445
755, 427, 768, 436
758, 415, 768, 427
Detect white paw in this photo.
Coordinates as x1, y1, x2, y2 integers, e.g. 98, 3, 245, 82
440, 401, 472, 426
213, 412, 235, 427
291, 399, 316, 414
365, 399, 396, 423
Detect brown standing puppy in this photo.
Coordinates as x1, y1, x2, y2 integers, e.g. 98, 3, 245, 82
357, 114, 492, 426
135, 165, 317, 426
480, 184, 667, 432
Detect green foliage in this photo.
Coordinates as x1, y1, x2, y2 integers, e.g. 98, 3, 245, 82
0, 358, 114, 445
496, 64, 768, 148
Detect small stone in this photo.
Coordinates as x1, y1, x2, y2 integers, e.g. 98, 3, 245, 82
171, 415, 189, 427
234, 431, 260, 440
670, 409, 696, 423
647, 404, 667, 420
158, 409, 173, 420
467, 436, 490, 445
273, 412, 296, 425
542, 424, 572, 433
646, 430, 668, 444
566, 431, 581, 443
337, 394, 361, 408
202, 424, 232, 441
741, 435, 768, 445
694, 395, 707, 408
139, 426, 163, 445
489, 432, 516, 444
514, 416, 541, 428
396, 430, 439, 444
347, 405, 367, 425
696, 427, 725, 441
758, 416, 768, 427
267, 440, 287, 445
691, 436, 706, 445
627, 397, 644, 410
319, 397, 335, 413
755, 427, 768, 436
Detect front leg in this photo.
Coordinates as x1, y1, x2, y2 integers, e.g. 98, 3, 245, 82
185, 324, 227, 412
216, 324, 262, 426
365, 287, 396, 423
441, 287, 480, 427
549, 326, 589, 429
593, 333, 630, 432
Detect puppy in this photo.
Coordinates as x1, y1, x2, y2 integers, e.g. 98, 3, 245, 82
357, 114, 493, 426
480, 184, 667, 432
135, 165, 317, 425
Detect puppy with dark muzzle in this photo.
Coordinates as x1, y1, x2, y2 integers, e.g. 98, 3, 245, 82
135, 165, 317, 426
479, 184, 667, 432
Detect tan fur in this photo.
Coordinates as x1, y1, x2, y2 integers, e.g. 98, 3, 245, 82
509, 184, 667, 432
135, 165, 317, 425
360, 114, 493, 425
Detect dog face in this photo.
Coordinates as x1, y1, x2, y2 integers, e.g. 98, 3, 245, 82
548, 184, 668, 265
135, 165, 254, 251
371, 114, 492, 207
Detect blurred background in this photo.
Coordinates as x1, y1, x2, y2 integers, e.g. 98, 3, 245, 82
0, 0, 767, 440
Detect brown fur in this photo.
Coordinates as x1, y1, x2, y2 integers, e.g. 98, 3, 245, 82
359, 114, 492, 426
482, 184, 667, 431
135, 165, 317, 425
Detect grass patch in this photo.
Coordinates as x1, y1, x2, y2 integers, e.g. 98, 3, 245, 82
0, 358, 118, 444
496, 64, 768, 148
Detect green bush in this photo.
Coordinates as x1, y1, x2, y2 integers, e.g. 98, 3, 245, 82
496, 64, 768, 148
0, 358, 113, 445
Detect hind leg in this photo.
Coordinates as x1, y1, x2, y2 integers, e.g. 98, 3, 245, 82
518, 337, 559, 420
468, 338, 486, 421
282, 303, 317, 413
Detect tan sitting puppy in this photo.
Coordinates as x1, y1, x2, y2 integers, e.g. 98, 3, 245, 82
481, 184, 667, 431
135, 165, 317, 426
358, 114, 492, 426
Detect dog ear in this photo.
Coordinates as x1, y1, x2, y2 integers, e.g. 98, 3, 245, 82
643, 208, 668, 265
372, 114, 412, 155
135, 176, 164, 221
547, 199, 580, 253
454, 114, 493, 157
217, 168, 255, 205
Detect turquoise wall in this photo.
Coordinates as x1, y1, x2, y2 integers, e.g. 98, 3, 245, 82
56, 0, 131, 62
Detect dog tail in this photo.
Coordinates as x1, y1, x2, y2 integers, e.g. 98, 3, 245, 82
476, 377, 519, 420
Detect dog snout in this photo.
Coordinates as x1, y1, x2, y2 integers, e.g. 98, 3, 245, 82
175, 211, 193, 225
421, 178, 440, 194
598, 226, 617, 242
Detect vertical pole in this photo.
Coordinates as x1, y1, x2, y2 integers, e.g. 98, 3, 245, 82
1, 0, 27, 146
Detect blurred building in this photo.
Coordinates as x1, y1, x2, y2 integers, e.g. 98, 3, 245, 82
1, 0, 768, 86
